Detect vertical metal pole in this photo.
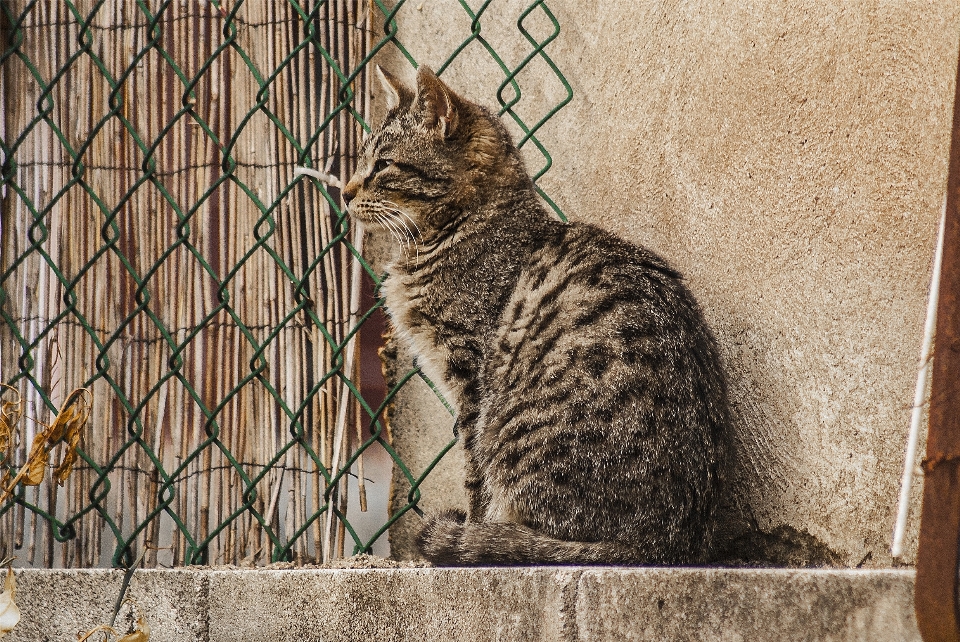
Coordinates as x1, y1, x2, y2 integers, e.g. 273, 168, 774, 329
916, 43, 960, 642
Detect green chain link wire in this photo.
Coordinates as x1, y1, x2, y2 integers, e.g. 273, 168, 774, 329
0, 0, 571, 567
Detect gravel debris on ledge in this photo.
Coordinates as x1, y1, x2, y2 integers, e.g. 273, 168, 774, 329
194, 554, 430, 571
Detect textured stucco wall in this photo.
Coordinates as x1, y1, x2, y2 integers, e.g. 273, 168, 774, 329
374, 1, 960, 567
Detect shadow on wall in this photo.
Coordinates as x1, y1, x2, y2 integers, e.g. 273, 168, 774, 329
713, 311, 841, 568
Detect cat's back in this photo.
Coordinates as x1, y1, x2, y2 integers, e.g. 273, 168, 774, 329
493, 218, 709, 371
489, 218, 725, 424
479, 219, 727, 561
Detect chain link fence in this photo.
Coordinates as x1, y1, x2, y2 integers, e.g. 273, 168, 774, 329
0, 0, 571, 568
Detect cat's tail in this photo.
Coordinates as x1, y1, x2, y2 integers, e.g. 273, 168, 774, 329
417, 510, 647, 566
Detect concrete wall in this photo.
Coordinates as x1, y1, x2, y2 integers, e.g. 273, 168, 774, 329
373, 1, 960, 567
4, 567, 920, 641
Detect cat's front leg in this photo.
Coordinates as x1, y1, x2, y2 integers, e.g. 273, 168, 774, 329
454, 405, 489, 521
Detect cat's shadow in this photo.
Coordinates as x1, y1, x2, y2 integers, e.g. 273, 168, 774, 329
712, 310, 842, 567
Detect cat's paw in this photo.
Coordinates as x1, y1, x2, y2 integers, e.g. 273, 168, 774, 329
417, 509, 467, 565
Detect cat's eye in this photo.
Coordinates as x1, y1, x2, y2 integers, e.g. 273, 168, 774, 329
373, 158, 393, 174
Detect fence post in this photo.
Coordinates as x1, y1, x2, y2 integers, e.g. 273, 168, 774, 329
915, 40, 960, 642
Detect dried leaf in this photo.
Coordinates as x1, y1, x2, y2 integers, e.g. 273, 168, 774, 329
0, 388, 91, 503
48, 389, 90, 445
0, 386, 22, 462
21, 432, 49, 487
53, 420, 82, 486
116, 615, 150, 642
51, 389, 90, 485
78, 600, 150, 642
0, 567, 21, 637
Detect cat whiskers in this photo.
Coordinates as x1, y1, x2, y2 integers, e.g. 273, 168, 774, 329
388, 211, 420, 267
372, 211, 410, 259
381, 201, 423, 267
383, 201, 422, 235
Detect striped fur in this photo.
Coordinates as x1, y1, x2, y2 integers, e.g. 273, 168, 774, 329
343, 67, 730, 565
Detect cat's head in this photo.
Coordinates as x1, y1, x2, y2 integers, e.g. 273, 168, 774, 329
343, 66, 529, 240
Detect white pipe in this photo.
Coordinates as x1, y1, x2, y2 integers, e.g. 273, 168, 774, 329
294, 166, 343, 189
891, 201, 946, 558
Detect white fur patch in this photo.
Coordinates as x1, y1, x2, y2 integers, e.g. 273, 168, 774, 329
380, 273, 461, 412
484, 480, 520, 523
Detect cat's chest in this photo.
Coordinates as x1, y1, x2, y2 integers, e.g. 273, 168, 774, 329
380, 270, 463, 409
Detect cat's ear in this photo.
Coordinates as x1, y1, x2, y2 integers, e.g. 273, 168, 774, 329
414, 66, 459, 138
376, 65, 412, 113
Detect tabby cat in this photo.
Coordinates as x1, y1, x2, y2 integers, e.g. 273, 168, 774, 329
342, 66, 730, 565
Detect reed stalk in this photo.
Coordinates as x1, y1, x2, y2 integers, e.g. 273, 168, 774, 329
0, 0, 375, 568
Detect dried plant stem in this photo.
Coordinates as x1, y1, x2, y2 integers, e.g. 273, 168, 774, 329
322, 223, 365, 560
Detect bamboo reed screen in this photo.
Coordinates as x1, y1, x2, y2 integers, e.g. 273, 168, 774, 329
0, 0, 572, 568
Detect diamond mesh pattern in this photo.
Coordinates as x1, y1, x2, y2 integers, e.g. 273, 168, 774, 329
0, 0, 571, 567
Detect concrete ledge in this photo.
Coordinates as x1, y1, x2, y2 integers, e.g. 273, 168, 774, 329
6, 567, 917, 641
576, 569, 918, 642
9, 569, 208, 641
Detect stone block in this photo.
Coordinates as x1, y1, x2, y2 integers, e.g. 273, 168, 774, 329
207, 567, 578, 642
6, 569, 207, 642
575, 568, 918, 642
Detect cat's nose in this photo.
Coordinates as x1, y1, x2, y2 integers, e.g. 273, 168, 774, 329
342, 179, 360, 207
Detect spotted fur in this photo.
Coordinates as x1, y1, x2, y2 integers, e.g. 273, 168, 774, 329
343, 66, 730, 565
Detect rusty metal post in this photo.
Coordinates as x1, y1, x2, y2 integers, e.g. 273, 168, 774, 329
916, 43, 960, 642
